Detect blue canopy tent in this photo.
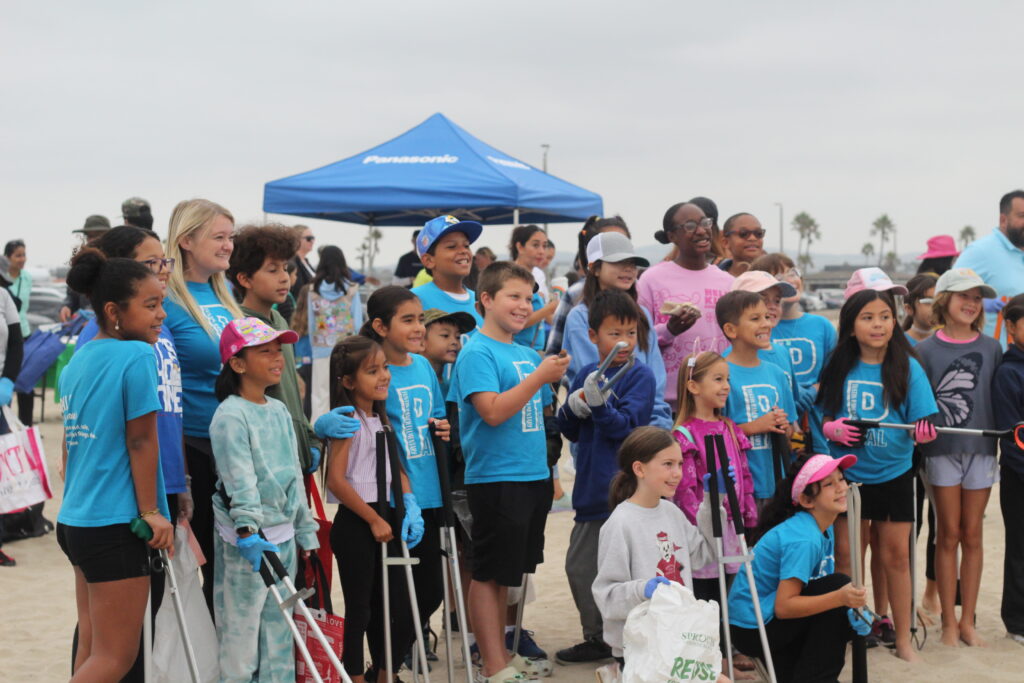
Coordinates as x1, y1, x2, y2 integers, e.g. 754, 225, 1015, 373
263, 113, 602, 226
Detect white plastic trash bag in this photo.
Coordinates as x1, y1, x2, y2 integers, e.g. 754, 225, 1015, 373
153, 524, 220, 683
622, 582, 721, 683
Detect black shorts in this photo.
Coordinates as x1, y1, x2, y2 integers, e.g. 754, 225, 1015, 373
858, 467, 915, 523
467, 479, 552, 586
57, 522, 151, 583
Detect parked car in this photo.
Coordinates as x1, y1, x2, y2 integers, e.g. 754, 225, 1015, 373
26, 285, 67, 333
815, 288, 845, 309
800, 292, 827, 312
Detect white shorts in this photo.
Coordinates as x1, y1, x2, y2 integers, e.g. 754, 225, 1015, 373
924, 453, 999, 490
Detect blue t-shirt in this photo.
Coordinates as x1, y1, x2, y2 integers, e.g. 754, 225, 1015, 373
773, 314, 837, 386
729, 511, 834, 627
58, 339, 169, 526
77, 322, 187, 493
163, 281, 235, 438
386, 354, 446, 509
411, 281, 484, 331
823, 358, 937, 484
723, 359, 798, 499
448, 331, 553, 484
513, 293, 546, 351
954, 228, 1024, 345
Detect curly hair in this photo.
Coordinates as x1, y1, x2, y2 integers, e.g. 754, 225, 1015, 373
227, 223, 300, 289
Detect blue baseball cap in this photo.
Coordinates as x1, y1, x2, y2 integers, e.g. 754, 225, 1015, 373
417, 215, 483, 258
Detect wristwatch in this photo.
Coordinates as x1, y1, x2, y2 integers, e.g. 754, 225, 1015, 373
236, 525, 257, 537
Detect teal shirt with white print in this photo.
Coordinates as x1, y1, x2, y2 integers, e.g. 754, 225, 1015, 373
209, 395, 319, 549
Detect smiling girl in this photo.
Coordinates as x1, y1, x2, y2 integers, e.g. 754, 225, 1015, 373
638, 202, 734, 409
816, 280, 939, 662
510, 225, 557, 351
916, 268, 1002, 647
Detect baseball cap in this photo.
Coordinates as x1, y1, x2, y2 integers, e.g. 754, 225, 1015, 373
935, 267, 996, 298
122, 197, 151, 219
843, 267, 909, 299
74, 214, 112, 234
423, 308, 477, 335
917, 235, 959, 260
585, 232, 650, 267
219, 317, 299, 364
417, 215, 483, 258
791, 454, 857, 506
731, 270, 797, 298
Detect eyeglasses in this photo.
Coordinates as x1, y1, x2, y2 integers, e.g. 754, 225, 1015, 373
726, 228, 766, 240
918, 297, 935, 305
303, 235, 315, 242
671, 217, 713, 233
781, 267, 802, 281
141, 257, 176, 273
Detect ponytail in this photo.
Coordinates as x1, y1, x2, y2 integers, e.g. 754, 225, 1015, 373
609, 426, 675, 509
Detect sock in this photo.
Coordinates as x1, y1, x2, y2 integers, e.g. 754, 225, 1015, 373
467, 633, 476, 647
505, 626, 515, 634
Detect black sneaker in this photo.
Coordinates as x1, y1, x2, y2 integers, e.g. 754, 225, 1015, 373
555, 638, 612, 664
0, 550, 15, 567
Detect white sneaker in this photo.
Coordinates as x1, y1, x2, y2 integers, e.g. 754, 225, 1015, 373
511, 654, 553, 677
474, 666, 538, 683
1009, 631, 1024, 645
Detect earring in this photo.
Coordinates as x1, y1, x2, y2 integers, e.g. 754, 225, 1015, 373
115, 319, 120, 331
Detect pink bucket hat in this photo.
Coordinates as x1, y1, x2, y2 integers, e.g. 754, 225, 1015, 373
219, 317, 299, 363
731, 270, 797, 297
917, 235, 960, 260
791, 454, 857, 505
843, 267, 909, 299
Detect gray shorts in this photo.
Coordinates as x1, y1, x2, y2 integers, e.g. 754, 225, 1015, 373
924, 453, 1000, 490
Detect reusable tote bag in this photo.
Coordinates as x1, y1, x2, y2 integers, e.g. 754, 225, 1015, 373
622, 582, 721, 683
307, 284, 359, 420
0, 406, 51, 514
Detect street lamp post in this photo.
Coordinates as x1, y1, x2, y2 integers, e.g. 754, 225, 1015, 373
774, 202, 784, 253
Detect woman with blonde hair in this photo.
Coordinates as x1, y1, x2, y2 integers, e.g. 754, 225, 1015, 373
163, 198, 244, 610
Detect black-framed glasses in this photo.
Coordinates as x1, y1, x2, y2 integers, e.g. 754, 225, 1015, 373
671, 217, 713, 233
726, 228, 766, 240
142, 257, 176, 273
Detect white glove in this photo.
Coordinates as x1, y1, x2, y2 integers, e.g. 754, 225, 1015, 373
582, 371, 606, 408
568, 390, 592, 419
696, 491, 729, 545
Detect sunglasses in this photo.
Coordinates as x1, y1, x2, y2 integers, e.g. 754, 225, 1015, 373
142, 257, 176, 273
726, 228, 766, 240
303, 235, 315, 242
671, 217, 713, 233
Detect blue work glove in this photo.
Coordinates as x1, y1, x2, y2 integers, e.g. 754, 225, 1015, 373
984, 297, 1006, 314
305, 446, 321, 474
702, 465, 738, 493
236, 534, 279, 573
847, 607, 875, 636
314, 406, 359, 440
0, 377, 14, 407
644, 576, 671, 599
401, 493, 424, 549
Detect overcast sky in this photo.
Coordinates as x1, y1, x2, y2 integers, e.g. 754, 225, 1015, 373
4, 2, 1022, 273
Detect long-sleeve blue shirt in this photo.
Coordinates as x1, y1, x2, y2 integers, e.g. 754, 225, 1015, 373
557, 359, 656, 522
993, 344, 1024, 478
562, 303, 671, 429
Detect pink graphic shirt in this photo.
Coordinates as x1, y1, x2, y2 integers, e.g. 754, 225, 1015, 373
637, 261, 734, 402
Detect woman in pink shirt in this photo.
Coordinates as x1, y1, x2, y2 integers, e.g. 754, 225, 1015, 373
637, 202, 735, 407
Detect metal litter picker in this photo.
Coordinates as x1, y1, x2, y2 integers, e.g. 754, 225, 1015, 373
705, 433, 777, 683
846, 483, 869, 683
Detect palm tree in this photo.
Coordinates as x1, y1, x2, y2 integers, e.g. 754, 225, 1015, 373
871, 214, 895, 266
883, 251, 899, 272
797, 252, 814, 271
861, 242, 875, 264
960, 225, 976, 248
791, 212, 819, 264
357, 226, 382, 272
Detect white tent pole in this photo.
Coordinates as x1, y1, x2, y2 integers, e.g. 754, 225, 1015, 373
513, 208, 519, 226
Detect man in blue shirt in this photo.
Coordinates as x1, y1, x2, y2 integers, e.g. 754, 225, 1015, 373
954, 189, 1024, 344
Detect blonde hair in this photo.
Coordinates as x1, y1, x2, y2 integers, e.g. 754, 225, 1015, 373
931, 290, 985, 332
166, 198, 244, 337
673, 351, 728, 427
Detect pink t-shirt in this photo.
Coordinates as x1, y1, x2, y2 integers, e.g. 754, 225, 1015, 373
637, 261, 734, 401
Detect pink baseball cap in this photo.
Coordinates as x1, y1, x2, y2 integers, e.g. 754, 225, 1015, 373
791, 454, 857, 505
219, 317, 299, 363
843, 267, 909, 299
731, 270, 797, 297
917, 235, 960, 260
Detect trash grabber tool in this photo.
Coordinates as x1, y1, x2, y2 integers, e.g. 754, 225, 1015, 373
511, 573, 529, 658
257, 553, 323, 683
713, 433, 777, 683
770, 432, 792, 494
384, 425, 431, 683
846, 484, 869, 683
431, 422, 474, 683
156, 548, 202, 683
846, 419, 1011, 439
704, 434, 735, 682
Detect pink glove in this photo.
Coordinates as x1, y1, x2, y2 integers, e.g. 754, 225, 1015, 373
823, 418, 865, 447
914, 419, 937, 444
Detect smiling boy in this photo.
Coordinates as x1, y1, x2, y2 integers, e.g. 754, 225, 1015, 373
413, 214, 484, 328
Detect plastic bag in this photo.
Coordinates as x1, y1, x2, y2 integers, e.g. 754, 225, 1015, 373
153, 524, 220, 682
622, 582, 721, 683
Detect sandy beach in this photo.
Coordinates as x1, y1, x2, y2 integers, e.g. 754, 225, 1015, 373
3, 401, 1022, 683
